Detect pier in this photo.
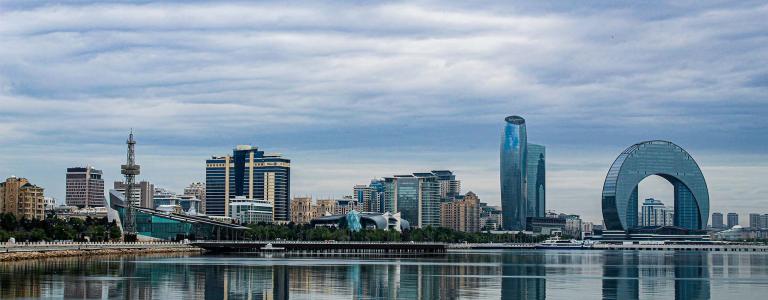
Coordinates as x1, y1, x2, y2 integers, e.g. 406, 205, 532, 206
191, 240, 448, 253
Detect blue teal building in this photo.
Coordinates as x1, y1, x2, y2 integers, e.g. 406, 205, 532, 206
527, 144, 546, 219
601, 140, 709, 230
206, 145, 290, 222
382, 173, 441, 228
501, 116, 546, 230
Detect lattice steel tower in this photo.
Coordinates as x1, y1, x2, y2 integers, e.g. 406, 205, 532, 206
121, 130, 140, 238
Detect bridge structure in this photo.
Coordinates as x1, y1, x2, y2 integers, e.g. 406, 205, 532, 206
191, 240, 448, 253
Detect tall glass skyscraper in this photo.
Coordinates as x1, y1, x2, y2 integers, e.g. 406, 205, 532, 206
501, 116, 528, 230
526, 144, 546, 219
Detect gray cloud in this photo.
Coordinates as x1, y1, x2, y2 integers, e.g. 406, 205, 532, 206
0, 1, 766, 224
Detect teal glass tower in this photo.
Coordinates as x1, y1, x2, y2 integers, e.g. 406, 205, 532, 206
527, 144, 546, 219
501, 116, 528, 230
601, 140, 709, 230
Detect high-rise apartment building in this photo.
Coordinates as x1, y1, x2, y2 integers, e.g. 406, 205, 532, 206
290, 197, 314, 224
640, 198, 674, 227
206, 145, 290, 223
431, 170, 461, 202
440, 191, 480, 232
761, 214, 768, 229
0, 176, 46, 220
382, 173, 441, 228
501, 115, 546, 230
749, 213, 762, 229
65, 166, 105, 208
184, 182, 206, 214
114, 181, 154, 208
727, 213, 739, 228
711, 212, 724, 229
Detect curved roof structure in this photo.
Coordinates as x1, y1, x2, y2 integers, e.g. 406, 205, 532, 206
602, 140, 709, 230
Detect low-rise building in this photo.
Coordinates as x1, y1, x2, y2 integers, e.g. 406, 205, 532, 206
479, 204, 502, 231
0, 176, 46, 220
229, 196, 273, 225
290, 197, 314, 224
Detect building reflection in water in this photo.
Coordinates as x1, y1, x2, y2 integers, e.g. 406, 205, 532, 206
501, 251, 546, 300
601, 251, 711, 300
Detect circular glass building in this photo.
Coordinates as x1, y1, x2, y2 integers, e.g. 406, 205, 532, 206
500, 115, 528, 230
601, 140, 709, 230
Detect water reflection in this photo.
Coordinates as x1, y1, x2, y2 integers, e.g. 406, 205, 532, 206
0, 251, 764, 299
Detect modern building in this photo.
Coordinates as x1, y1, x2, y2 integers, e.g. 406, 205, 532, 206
762, 214, 768, 229
0, 176, 46, 220
431, 170, 461, 202
750, 213, 762, 229
107, 189, 246, 240
65, 166, 105, 208
335, 196, 359, 215
184, 182, 206, 214
640, 198, 674, 227
500, 116, 546, 230
526, 144, 546, 219
564, 215, 583, 237
727, 213, 739, 228
44, 197, 56, 212
440, 191, 480, 232
382, 173, 441, 228
711, 212, 724, 229
290, 197, 314, 224
114, 181, 154, 208
229, 196, 273, 225
353, 179, 388, 213
526, 217, 565, 235
310, 211, 410, 232
205, 145, 290, 223
479, 203, 503, 231
602, 141, 709, 231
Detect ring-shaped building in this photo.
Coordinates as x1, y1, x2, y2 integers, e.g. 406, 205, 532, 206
601, 140, 709, 231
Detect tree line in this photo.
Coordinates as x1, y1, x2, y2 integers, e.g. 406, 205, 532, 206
0, 213, 122, 242
245, 223, 548, 243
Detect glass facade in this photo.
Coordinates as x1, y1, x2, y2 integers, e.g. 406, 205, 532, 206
526, 144, 546, 219
601, 140, 710, 230
500, 116, 528, 230
395, 176, 420, 226
205, 146, 290, 222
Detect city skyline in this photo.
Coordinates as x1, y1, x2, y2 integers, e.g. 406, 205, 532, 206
1, 1, 767, 224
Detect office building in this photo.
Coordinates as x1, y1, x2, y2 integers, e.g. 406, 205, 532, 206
602, 141, 709, 231
526, 144, 546, 218
114, 181, 154, 208
382, 173, 441, 228
762, 214, 768, 229
479, 203, 503, 230
727, 213, 739, 228
206, 145, 290, 223
184, 182, 206, 214
640, 198, 674, 227
0, 176, 46, 220
65, 166, 105, 208
750, 213, 762, 229
431, 170, 461, 202
711, 212, 724, 229
501, 116, 546, 230
290, 197, 314, 224
440, 191, 480, 232
353, 179, 388, 213
229, 196, 273, 224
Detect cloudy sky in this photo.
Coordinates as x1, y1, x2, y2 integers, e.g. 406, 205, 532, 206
1, 1, 766, 224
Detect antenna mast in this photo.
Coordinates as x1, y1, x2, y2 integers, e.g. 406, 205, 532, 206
121, 130, 140, 240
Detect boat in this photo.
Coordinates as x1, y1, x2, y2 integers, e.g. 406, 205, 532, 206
535, 237, 590, 249
260, 243, 286, 252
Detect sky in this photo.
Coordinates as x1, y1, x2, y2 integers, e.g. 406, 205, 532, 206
0, 1, 766, 224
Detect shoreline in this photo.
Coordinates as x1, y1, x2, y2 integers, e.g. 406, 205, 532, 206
0, 246, 203, 262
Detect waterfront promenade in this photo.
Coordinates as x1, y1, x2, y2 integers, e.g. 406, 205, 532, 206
0, 241, 200, 261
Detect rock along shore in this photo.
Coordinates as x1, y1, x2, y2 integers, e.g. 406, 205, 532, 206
0, 246, 202, 262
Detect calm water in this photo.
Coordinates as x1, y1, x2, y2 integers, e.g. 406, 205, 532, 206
1, 250, 767, 299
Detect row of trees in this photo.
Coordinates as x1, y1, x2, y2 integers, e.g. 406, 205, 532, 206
245, 223, 548, 243
0, 213, 122, 242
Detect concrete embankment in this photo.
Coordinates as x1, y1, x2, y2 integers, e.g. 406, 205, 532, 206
0, 242, 202, 262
